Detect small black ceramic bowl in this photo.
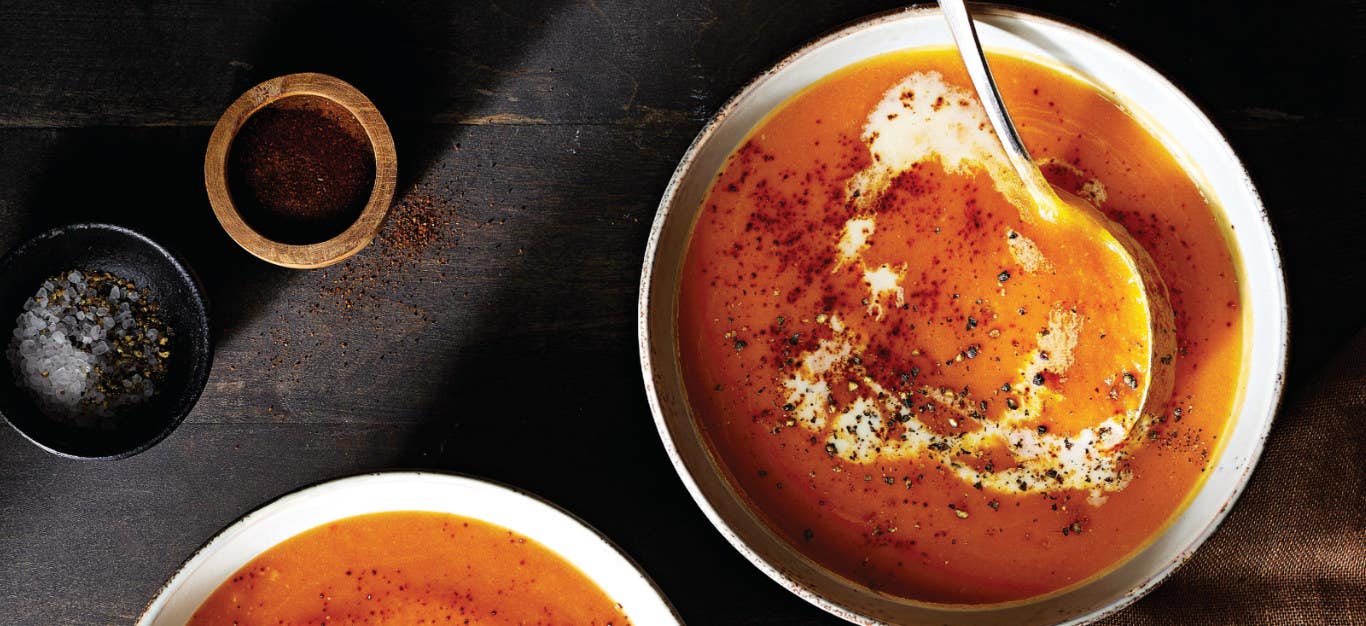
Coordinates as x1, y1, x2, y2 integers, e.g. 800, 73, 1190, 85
0, 223, 212, 459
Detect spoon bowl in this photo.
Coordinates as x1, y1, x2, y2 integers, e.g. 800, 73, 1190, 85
1051, 184, 1176, 418
940, 0, 1175, 425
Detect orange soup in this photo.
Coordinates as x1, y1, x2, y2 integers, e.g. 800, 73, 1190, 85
678, 49, 1243, 604
189, 511, 631, 625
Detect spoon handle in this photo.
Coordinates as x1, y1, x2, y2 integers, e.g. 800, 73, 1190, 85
939, 0, 1053, 199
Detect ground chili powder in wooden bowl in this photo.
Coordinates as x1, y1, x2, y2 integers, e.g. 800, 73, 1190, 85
206, 73, 397, 269
227, 96, 376, 245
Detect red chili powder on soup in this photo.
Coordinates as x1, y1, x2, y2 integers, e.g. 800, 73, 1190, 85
677, 49, 1244, 603
189, 511, 631, 624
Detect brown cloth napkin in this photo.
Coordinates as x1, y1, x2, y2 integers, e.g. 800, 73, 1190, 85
1102, 328, 1366, 625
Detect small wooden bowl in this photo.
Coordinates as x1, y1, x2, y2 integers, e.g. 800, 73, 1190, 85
205, 73, 397, 269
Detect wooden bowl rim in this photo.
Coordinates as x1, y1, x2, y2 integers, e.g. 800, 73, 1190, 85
204, 72, 397, 269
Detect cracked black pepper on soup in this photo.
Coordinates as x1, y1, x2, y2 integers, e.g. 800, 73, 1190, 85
676, 49, 1244, 603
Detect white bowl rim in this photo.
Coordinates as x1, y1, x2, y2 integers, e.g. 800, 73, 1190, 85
137, 470, 683, 625
637, 4, 1288, 625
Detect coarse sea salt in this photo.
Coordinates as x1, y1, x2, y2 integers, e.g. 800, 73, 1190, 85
5, 270, 172, 428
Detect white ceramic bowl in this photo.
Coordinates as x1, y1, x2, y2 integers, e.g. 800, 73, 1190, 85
138, 472, 681, 625
638, 5, 1287, 625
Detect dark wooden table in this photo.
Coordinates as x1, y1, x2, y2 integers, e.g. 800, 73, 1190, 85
1, 1, 1361, 624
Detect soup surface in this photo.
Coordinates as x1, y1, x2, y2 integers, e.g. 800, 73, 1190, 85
677, 49, 1244, 603
189, 511, 630, 625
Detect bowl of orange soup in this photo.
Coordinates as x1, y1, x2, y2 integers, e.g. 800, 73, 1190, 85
138, 472, 680, 625
639, 5, 1286, 624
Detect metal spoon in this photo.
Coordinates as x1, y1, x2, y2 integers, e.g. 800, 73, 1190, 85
939, 0, 1176, 425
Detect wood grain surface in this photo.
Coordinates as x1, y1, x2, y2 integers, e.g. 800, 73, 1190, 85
0, 1, 1362, 624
